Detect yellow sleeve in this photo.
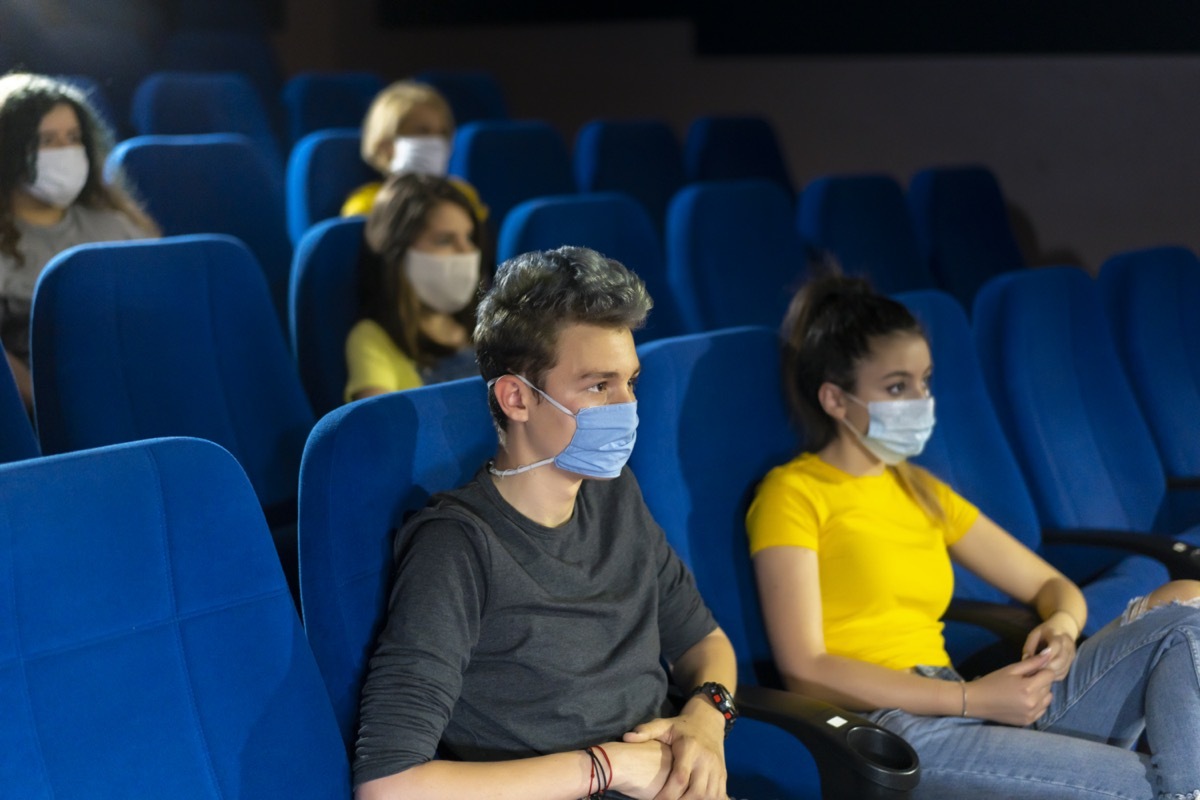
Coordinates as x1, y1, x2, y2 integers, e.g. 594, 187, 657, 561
929, 474, 981, 546
341, 183, 381, 218
344, 320, 423, 402
447, 177, 489, 224
745, 464, 822, 556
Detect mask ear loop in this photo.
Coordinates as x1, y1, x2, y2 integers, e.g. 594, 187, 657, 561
485, 375, 568, 478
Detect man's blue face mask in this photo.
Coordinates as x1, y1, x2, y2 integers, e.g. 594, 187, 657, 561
487, 374, 638, 479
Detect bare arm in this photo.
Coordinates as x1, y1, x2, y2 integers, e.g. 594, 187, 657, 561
355, 743, 672, 800
754, 544, 1057, 727
950, 513, 1086, 677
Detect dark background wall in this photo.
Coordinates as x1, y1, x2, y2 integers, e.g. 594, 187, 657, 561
273, 2, 1200, 271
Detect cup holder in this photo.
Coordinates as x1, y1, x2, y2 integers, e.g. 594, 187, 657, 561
845, 725, 918, 772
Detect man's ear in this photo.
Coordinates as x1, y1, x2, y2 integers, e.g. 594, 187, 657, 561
491, 375, 532, 424
817, 382, 849, 421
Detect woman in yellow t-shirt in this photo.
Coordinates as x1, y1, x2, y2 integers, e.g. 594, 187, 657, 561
345, 173, 487, 402
341, 80, 486, 225
747, 273, 1200, 798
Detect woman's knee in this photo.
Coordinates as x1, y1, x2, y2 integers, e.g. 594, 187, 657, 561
1147, 580, 1200, 608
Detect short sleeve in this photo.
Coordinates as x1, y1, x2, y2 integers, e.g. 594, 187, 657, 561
341, 183, 380, 217
745, 465, 821, 556
652, 521, 718, 663
929, 473, 980, 546
344, 319, 423, 402
353, 515, 489, 786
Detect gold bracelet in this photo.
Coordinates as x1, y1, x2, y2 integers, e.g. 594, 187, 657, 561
959, 680, 968, 717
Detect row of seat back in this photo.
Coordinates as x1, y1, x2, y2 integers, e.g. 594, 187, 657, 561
0, 437, 350, 796
0, 355, 38, 464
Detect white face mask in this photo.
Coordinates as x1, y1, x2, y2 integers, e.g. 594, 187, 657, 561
390, 136, 451, 177
404, 248, 480, 314
25, 145, 89, 208
841, 394, 936, 465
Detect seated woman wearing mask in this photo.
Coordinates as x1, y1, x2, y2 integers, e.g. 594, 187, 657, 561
341, 80, 486, 224
0, 72, 158, 409
344, 173, 487, 402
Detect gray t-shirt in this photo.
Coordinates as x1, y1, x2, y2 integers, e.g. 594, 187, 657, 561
353, 466, 718, 787
0, 204, 151, 359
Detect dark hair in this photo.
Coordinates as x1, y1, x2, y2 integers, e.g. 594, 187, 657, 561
782, 272, 944, 520
0, 72, 157, 264
475, 246, 652, 432
358, 172, 487, 369
782, 273, 924, 450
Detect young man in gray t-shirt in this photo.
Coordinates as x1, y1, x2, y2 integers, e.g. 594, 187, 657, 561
354, 247, 738, 800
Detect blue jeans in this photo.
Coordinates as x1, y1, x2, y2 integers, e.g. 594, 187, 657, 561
867, 599, 1200, 799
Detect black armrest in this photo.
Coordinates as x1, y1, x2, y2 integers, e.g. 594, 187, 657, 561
1167, 477, 1200, 491
943, 599, 1040, 650
1043, 528, 1200, 581
735, 685, 919, 799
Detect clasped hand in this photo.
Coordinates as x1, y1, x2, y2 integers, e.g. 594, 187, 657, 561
618, 696, 728, 800
967, 613, 1079, 728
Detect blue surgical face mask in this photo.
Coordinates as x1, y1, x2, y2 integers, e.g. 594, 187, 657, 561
487, 374, 638, 479
841, 393, 936, 465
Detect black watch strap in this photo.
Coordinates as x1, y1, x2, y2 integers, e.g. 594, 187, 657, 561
689, 681, 738, 737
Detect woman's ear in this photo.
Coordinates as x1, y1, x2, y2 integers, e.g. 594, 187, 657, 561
818, 382, 849, 421
491, 375, 531, 424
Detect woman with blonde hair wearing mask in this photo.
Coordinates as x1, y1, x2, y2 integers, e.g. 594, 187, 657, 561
341, 80, 486, 224
0, 72, 158, 409
345, 172, 487, 401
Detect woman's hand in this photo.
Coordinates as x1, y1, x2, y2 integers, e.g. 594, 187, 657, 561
965, 650, 1056, 726
1021, 610, 1080, 681
602, 740, 673, 800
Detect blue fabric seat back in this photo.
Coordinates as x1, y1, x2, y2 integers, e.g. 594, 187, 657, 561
53, 74, 120, 138
290, 216, 366, 417
0, 437, 349, 796
131, 71, 283, 174
907, 166, 1026, 309
1099, 246, 1200, 480
31, 235, 314, 512
798, 173, 935, 295
413, 68, 508, 125
684, 115, 793, 195
107, 133, 293, 329
498, 192, 684, 341
632, 327, 795, 684
448, 120, 575, 233
298, 377, 494, 747
973, 267, 1168, 537
285, 128, 375, 244
0, 350, 38, 464
158, 29, 285, 129
281, 71, 383, 146
665, 180, 806, 333
573, 119, 684, 233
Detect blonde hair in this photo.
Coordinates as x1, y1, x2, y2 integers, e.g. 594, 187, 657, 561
360, 81, 454, 173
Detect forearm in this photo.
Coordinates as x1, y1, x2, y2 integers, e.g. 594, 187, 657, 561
785, 652, 963, 717
671, 628, 737, 694
1032, 576, 1086, 636
356, 752, 593, 800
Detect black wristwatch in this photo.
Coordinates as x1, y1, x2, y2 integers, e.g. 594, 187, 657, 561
689, 681, 738, 737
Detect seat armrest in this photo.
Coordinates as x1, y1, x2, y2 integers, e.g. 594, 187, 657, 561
1043, 528, 1200, 581
735, 685, 919, 799
943, 599, 1040, 650
1167, 477, 1200, 491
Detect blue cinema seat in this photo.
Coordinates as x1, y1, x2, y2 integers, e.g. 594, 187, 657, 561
798, 173, 936, 295
573, 119, 685, 233
107, 133, 293, 330
684, 115, 794, 195
413, 68, 508, 125
907, 165, 1026, 309
285, 129, 375, 244
448, 119, 574, 234
0, 437, 349, 797
498, 192, 685, 341
1099, 245, 1200, 531
299, 375, 919, 799
158, 29, 286, 129
31, 235, 315, 537
289, 216, 367, 416
973, 267, 1200, 583
0, 348, 38, 464
665, 180, 807, 333
898, 290, 1168, 648
280, 71, 383, 146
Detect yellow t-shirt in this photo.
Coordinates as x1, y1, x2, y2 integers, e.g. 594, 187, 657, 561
745, 453, 979, 671
344, 319, 423, 402
339, 178, 489, 223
